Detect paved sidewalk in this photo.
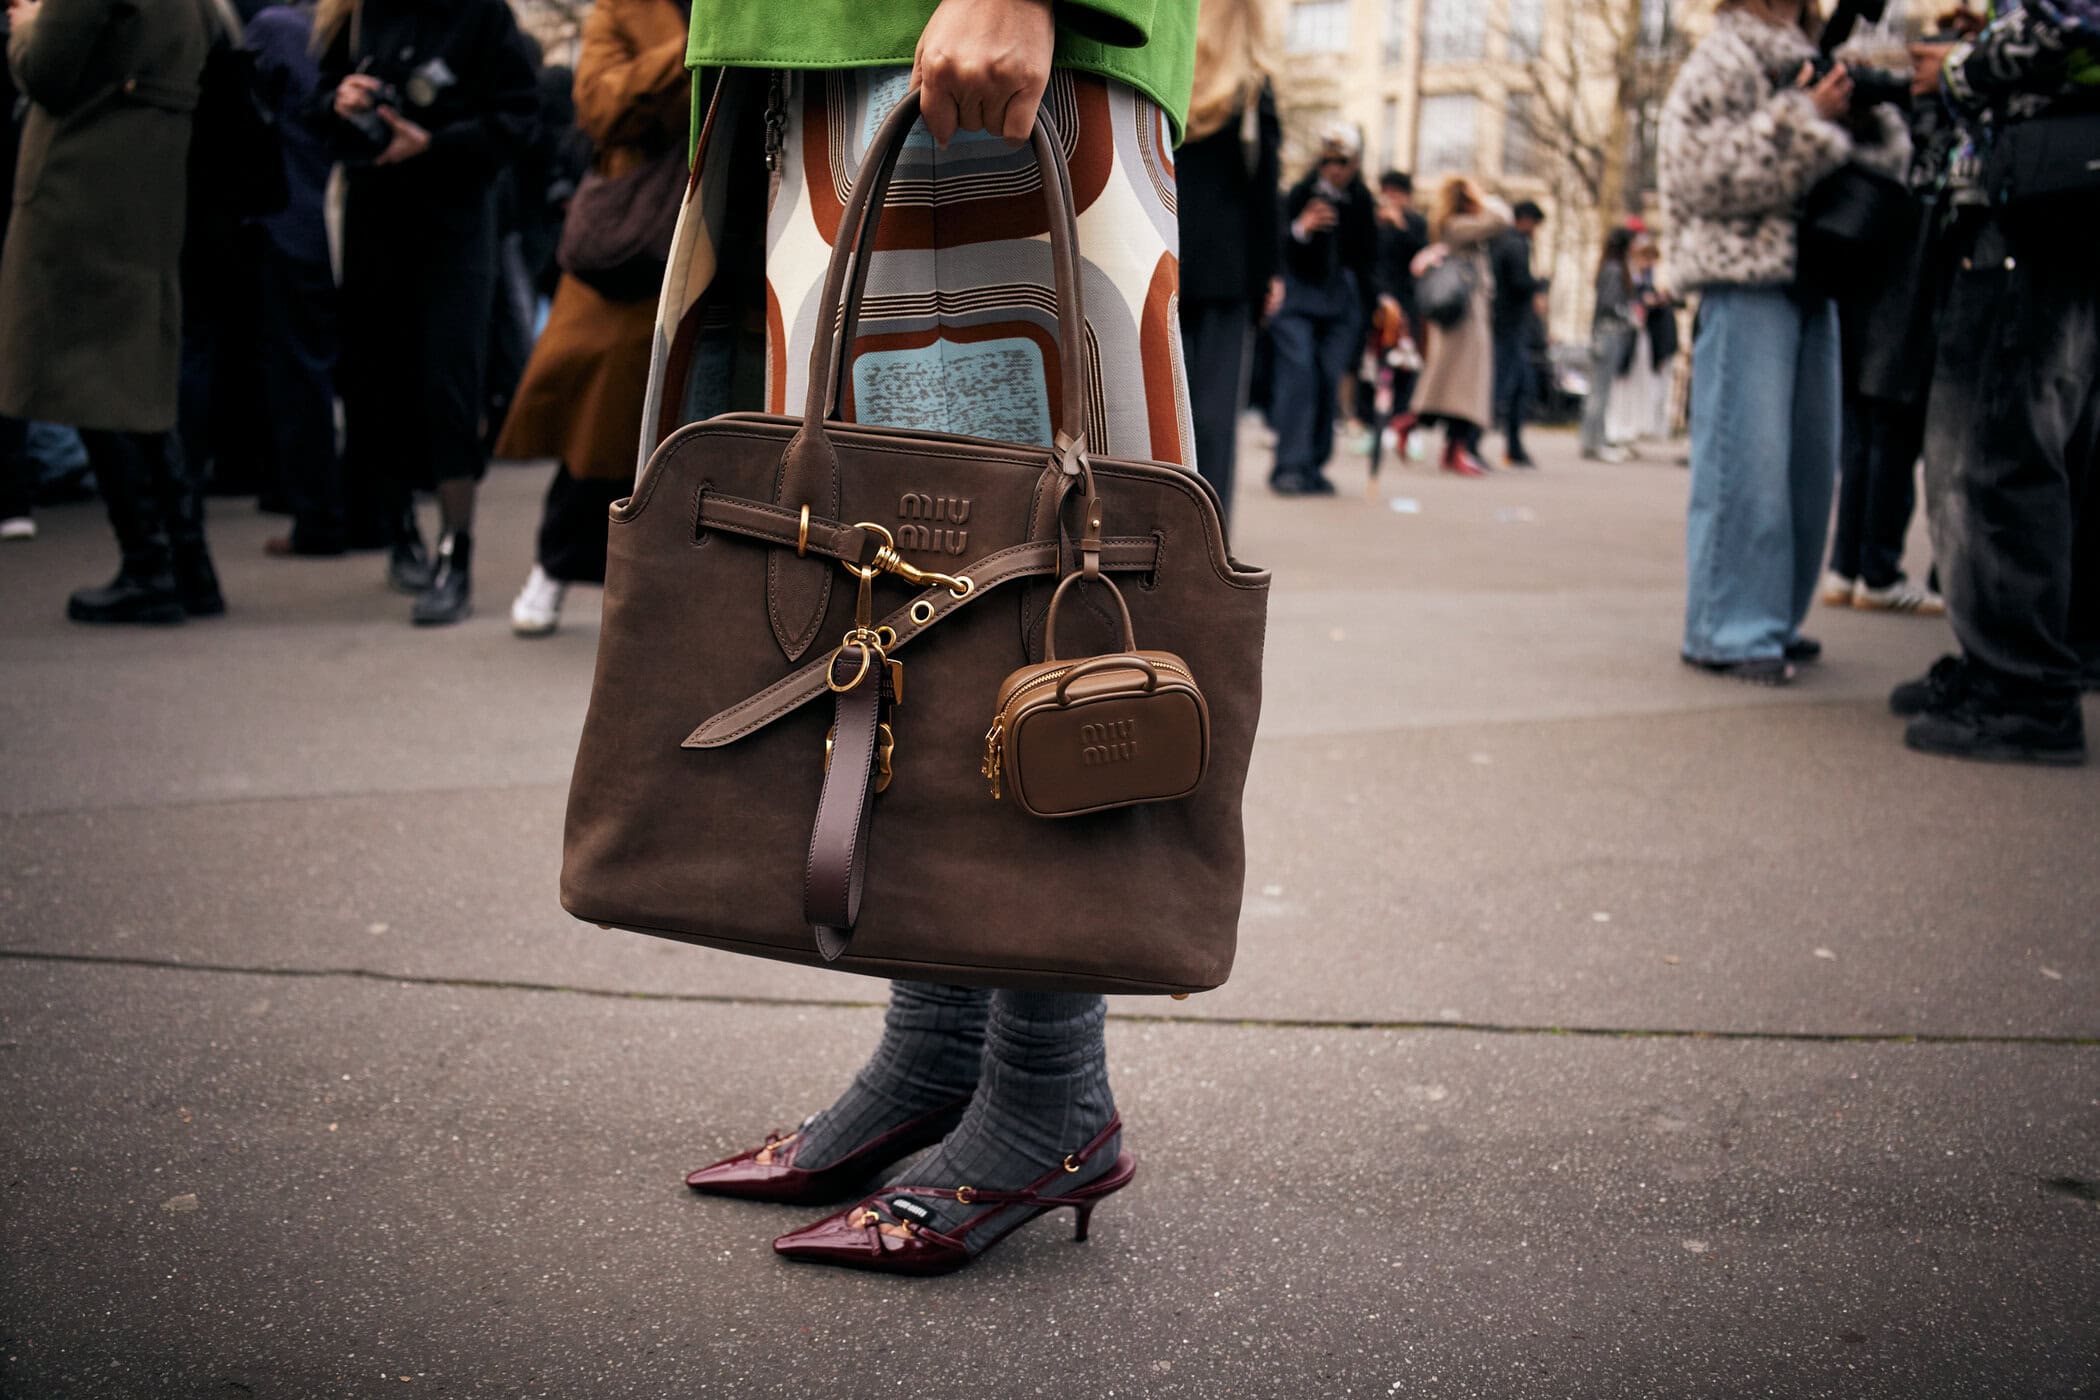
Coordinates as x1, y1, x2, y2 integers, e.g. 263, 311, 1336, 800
3, 430, 2095, 1398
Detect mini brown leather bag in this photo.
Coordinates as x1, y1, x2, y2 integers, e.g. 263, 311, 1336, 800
982, 572, 1210, 820
560, 91, 1270, 995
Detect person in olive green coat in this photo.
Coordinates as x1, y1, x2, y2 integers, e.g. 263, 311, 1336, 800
0, 0, 224, 624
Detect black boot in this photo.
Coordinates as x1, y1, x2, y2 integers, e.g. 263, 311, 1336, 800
156, 436, 225, 617
388, 509, 434, 594
412, 529, 472, 625
69, 432, 184, 625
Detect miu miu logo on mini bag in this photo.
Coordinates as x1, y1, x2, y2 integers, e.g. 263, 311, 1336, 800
983, 572, 1209, 819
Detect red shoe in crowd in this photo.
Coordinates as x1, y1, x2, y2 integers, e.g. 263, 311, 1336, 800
1441, 440, 1489, 478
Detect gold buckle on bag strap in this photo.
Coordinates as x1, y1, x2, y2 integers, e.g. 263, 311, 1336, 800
823, 522, 972, 693
843, 521, 974, 599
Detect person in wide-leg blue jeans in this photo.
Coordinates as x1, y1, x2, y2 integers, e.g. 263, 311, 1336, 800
1657, 0, 1911, 683
1682, 287, 1841, 667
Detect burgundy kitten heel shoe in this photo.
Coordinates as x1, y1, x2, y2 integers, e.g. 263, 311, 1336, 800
684, 1094, 971, 1206
771, 1117, 1136, 1276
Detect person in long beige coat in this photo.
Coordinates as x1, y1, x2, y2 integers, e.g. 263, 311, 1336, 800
497, 0, 689, 637
0, 0, 223, 622
1406, 175, 1508, 478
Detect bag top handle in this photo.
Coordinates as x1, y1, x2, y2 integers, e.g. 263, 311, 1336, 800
800, 87, 1090, 434
1043, 570, 1135, 662
765, 87, 1096, 662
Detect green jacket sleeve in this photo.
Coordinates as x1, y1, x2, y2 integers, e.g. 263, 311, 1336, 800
1057, 0, 1153, 49
10, 0, 119, 115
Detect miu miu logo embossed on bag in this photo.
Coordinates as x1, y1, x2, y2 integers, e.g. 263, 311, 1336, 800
897, 493, 969, 556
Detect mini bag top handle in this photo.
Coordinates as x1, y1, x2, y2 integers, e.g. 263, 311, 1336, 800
764, 88, 1100, 662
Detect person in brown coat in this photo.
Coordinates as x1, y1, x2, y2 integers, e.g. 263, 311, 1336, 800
1405, 175, 1508, 478
0, 0, 223, 622
496, 0, 689, 637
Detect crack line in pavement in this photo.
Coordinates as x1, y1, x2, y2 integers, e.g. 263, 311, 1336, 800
0, 700, 1895, 820
5, 949, 2093, 1047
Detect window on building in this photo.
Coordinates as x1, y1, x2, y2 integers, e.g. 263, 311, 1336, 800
1415, 93, 1480, 176
1381, 97, 1401, 172
1421, 0, 1485, 63
1383, 0, 1407, 65
1506, 0, 1544, 62
1287, 0, 1350, 53
1503, 93, 1543, 179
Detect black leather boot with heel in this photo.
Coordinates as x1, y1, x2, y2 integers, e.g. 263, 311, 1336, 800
68, 431, 185, 626
413, 529, 473, 625
157, 437, 224, 616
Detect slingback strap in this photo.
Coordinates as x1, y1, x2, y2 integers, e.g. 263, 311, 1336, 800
682, 521, 1160, 750
805, 644, 896, 960
851, 1115, 1126, 1247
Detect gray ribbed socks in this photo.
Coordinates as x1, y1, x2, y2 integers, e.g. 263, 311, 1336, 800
880, 990, 1120, 1253
789, 980, 990, 1171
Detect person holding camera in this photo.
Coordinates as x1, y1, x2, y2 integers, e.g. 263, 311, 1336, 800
1660, 0, 1910, 685
1891, 0, 2100, 764
315, 0, 537, 624
1268, 127, 1377, 496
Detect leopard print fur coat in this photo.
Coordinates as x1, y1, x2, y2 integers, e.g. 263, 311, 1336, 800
1659, 9, 1911, 292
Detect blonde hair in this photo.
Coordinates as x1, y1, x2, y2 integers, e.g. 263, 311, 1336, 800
1184, 0, 1279, 143
1429, 175, 1480, 242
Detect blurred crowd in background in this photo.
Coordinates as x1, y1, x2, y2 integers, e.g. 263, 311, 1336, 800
1, 0, 2093, 763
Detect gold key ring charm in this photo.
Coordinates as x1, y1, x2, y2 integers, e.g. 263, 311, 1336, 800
824, 640, 877, 693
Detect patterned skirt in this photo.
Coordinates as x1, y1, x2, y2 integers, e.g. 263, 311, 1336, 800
764, 68, 1192, 468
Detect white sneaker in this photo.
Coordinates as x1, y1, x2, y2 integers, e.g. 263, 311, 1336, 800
1852, 577, 1946, 616
1819, 570, 1856, 606
510, 564, 566, 636
0, 516, 34, 541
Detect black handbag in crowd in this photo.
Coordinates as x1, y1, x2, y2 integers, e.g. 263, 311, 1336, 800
1796, 163, 1912, 295
1416, 256, 1475, 328
1646, 299, 1680, 370
557, 141, 688, 301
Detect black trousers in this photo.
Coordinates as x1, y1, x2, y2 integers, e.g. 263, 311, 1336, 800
178, 222, 271, 497
339, 183, 497, 543
0, 414, 31, 520
1178, 297, 1253, 524
536, 462, 630, 585
1925, 217, 2100, 707
255, 246, 345, 550
1492, 329, 1532, 459
1831, 390, 1926, 589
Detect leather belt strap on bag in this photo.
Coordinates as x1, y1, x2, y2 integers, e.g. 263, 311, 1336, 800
683, 488, 1159, 749
807, 644, 895, 960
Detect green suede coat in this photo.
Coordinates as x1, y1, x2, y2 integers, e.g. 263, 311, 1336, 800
687, 0, 1196, 139
1, 0, 210, 432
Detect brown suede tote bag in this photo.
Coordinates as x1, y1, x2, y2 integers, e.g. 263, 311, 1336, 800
560, 91, 1270, 995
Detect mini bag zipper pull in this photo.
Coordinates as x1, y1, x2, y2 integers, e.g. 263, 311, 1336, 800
981, 721, 1004, 800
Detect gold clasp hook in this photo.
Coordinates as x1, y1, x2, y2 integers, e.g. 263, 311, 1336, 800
843, 523, 974, 599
